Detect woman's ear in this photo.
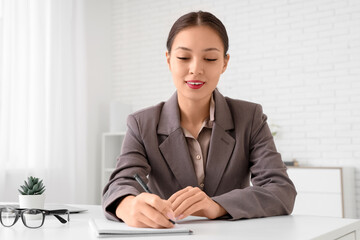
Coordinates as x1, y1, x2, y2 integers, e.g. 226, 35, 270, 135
166, 51, 171, 70
221, 53, 230, 74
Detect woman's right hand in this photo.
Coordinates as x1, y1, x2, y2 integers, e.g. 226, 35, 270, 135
115, 193, 175, 228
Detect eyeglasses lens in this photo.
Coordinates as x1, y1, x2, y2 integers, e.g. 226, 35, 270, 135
1, 208, 17, 227
22, 209, 43, 228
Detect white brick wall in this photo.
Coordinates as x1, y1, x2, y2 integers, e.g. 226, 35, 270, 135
111, 0, 360, 217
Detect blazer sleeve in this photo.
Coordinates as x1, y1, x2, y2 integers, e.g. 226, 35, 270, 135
102, 114, 151, 221
212, 104, 297, 220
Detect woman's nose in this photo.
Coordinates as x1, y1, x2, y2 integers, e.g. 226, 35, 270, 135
189, 58, 203, 75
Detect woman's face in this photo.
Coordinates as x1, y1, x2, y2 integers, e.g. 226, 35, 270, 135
166, 26, 229, 102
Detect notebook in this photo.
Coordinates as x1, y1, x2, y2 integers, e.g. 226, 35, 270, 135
89, 218, 193, 238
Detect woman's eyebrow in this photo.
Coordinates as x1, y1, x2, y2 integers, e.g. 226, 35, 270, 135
174, 46, 220, 52
175, 46, 192, 51
203, 47, 220, 52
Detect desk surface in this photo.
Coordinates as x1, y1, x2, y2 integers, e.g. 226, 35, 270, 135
0, 204, 359, 240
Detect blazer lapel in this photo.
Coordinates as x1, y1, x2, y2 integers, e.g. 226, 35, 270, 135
159, 129, 198, 188
158, 92, 198, 188
204, 90, 235, 196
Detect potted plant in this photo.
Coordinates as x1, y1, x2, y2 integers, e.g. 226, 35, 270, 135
18, 176, 46, 210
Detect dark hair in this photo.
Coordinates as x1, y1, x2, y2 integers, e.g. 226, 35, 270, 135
166, 11, 229, 56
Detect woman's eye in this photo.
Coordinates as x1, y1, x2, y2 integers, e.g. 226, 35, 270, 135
205, 58, 217, 62
177, 57, 189, 60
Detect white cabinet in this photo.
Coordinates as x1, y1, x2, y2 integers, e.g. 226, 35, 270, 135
101, 132, 126, 189
287, 167, 356, 218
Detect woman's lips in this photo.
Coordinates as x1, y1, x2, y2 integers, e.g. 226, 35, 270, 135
186, 80, 205, 89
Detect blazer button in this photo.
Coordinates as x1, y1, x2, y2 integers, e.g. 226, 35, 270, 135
200, 183, 204, 188
196, 154, 201, 160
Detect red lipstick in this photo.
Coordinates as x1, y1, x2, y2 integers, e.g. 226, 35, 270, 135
186, 80, 205, 89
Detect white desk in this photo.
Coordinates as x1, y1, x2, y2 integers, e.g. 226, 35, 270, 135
0, 204, 359, 240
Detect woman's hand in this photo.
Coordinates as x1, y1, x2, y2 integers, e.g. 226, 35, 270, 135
115, 193, 175, 228
168, 186, 227, 220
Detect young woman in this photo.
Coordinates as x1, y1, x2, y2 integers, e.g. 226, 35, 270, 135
102, 11, 296, 229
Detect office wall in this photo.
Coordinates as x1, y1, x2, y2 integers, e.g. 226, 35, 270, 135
110, 0, 360, 216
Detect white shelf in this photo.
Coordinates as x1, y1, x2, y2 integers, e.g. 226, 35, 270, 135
287, 166, 356, 218
101, 132, 126, 190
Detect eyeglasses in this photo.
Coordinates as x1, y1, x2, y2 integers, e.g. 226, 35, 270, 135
0, 207, 70, 229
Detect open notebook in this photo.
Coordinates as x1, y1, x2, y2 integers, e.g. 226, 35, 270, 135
89, 218, 193, 238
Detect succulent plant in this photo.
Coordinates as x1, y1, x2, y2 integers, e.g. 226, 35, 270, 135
18, 176, 46, 195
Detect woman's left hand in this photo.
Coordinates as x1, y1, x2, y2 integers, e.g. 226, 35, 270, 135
168, 186, 227, 220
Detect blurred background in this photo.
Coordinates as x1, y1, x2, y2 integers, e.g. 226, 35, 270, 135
0, 0, 359, 218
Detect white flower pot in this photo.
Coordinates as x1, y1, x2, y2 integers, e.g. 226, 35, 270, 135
19, 194, 45, 209
18, 194, 46, 220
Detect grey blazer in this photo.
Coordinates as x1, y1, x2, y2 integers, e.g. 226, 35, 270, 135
102, 89, 296, 221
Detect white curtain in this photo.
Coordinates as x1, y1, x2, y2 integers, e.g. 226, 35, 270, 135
0, 0, 88, 204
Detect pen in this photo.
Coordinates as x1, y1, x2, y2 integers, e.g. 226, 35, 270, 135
134, 174, 152, 193
133, 174, 176, 224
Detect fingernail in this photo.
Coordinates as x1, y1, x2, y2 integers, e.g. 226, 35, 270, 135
176, 214, 184, 221
167, 212, 176, 221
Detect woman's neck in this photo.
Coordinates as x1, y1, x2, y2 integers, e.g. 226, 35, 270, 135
178, 93, 211, 132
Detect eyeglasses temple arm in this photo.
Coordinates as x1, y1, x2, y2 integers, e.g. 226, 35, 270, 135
53, 214, 68, 224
